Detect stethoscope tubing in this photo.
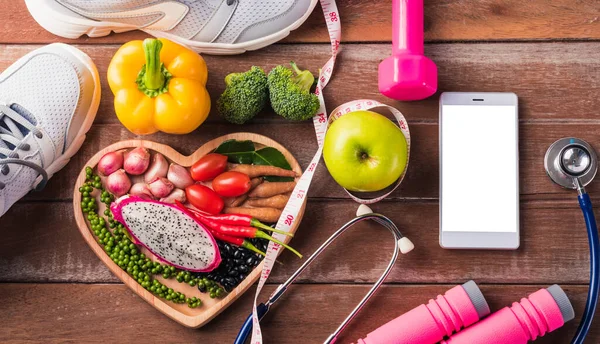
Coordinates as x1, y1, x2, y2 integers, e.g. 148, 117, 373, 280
545, 138, 600, 343
236, 140, 600, 344
572, 193, 600, 344
234, 213, 404, 344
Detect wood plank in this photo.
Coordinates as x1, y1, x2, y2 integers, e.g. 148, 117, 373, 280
19, 121, 600, 202
3, 1, 600, 44
0, 200, 594, 284
1, 42, 599, 126
0, 283, 597, 343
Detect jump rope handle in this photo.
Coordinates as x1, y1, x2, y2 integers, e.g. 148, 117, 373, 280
572, 194, 600, 344
234, 303, 268, 344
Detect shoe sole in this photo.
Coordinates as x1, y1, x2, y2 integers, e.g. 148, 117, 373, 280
26, 0, 319, 55
37, 44, 101, 185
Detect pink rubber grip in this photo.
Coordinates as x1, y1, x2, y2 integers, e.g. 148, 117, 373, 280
393, 0, 424, 54
442, 286, 573, 344
356, 282, 488, 344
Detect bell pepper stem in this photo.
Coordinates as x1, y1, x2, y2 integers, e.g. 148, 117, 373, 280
143, 39, 166, 90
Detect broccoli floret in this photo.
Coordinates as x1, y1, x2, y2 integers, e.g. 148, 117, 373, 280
217, 66, 268, 124
268, 62, 320, 121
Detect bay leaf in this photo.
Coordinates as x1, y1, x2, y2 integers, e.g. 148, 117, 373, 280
253, 147, 294, 182
214, 139, 255, 164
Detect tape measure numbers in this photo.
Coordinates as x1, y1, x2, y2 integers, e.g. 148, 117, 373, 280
250, 2, 411, 342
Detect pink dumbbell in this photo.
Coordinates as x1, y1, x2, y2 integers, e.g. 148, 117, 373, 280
442, 285, 575, 344
378, 0, 437, 101
356, 281, 490, 344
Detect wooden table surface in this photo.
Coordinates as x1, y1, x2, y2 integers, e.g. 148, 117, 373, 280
2, 0, 600, 343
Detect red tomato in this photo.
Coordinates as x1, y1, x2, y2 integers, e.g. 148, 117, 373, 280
212, 171, 252, 197
190, 153, 228, 181
185, 184, 224, 214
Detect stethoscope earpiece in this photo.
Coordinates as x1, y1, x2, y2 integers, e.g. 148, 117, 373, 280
357, 204, 414, 254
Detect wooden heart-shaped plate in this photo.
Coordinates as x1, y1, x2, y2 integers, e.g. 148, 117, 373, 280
72, 133, 305, 328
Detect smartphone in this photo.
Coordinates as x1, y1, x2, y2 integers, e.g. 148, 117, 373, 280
439, 92, 519, 249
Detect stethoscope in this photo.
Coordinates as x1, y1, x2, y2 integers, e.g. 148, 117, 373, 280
234, 138, 599, 344
545, 137, 599, 344
233, 205, 414, 344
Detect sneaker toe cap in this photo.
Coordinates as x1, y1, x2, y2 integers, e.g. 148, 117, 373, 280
40, 44, 100, 150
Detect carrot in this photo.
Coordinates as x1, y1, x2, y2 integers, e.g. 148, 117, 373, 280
226, 177, 263, 206
228, 195, 247, 207
247, 194, 290, 209
248, 181, 296, 198
228, 164, 298, 178
224, 207, 282, 223
250, 177, 264, 188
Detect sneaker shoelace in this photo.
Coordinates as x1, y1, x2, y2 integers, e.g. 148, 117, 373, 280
0, 104, 48, 191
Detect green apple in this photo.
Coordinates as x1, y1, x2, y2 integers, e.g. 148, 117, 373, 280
323, 110, 408, 192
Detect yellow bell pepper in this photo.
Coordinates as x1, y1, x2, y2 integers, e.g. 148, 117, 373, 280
107, 38, 210, 135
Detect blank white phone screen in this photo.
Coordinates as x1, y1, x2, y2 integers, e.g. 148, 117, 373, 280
441, 105, 518, 232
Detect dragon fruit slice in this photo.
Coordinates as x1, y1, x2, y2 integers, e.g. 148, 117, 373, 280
111, 196, 221, 272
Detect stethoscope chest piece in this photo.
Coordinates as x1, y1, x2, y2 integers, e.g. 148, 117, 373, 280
544, 137, 598, 190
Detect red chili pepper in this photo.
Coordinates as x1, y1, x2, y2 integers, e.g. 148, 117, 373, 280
196, 215, 302, 259
200, 216, 257, 238
175, 201, 292, 237
175, 201, 301, 258
206, 227, 265, 257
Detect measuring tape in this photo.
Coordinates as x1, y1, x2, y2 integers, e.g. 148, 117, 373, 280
250, 1, 411, 342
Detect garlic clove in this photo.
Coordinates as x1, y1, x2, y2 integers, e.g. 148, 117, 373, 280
148, 177, 175, 198
144, 153, 169, 183
129, 182, 154, 200
160, 188, 187, 204
167, 163, 194, 189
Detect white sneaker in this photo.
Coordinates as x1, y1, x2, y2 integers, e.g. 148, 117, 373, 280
25, 0, 319, 55
0, 44, 100, 217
